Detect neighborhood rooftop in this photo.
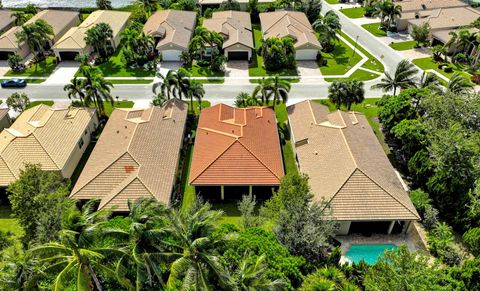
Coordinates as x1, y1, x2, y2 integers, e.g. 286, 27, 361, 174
397, 0, 468, 12
287, 100, 420, 222
143, 9, 197, 51
408, 7, 480, 30
0, 105, 97, 187
203, 11, 254, 50
189, 104, 284, 186
0, 10, 14, 33
70, 99, 188, 212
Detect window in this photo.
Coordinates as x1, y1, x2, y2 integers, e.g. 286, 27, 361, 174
78, 137, 84, 149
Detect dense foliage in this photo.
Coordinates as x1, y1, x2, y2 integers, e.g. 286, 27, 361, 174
258, 37, 296, 71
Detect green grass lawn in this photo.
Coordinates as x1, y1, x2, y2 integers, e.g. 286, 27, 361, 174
319, 37, 362, 75
340, 31, 384, 73
389, 40, 417, 51
325, 0, 339, 3
5, 56, 58, 77
361, 23, 387, 37
314, 98, 389, 153
340, 7, 365, 18
412, 57, 471, 80
195, 78, 225, 84
249, 25, 298, 77
27, 100, 54, 109
101, 100, 135, 117
272, 102, 298, 175
183, 63, 225, 78
325, 68, 380, 82
86, 47, 155, 78
212, 202, 241, 226
249, 78, 300, 84
0, 205, 23, 250
108, 79, 153, 84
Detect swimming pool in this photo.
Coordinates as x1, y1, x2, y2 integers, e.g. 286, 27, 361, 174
345, 244, 398, 265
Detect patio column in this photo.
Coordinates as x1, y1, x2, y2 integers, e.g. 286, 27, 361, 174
387, 221, 396, 234
249, 185, 253, 195
221, 185, 224, 200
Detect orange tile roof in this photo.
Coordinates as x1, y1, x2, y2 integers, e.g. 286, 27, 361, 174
189, 104, 284, 186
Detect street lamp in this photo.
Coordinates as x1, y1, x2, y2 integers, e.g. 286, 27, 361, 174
352, 35, 359, 58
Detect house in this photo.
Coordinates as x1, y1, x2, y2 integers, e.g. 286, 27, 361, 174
198, 0, 274, 11
143, 10, 197, 61
53, 10, 131, 61
203, 11, 254, 61
0, 10, 80, 60
0, 10, 14, 34
0, 105, 98, 187
287, 101, 420, 235
407, 7, 480, 37
0, 108, 11, 131
431, 28, 479, 53
396, 0, 468, 31
189, 104, 284, 199
70, 99, 188, 212
259, 11, 321, 60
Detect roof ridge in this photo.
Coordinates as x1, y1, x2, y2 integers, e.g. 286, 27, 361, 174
198, 126, 240, 138
356, 168, 420, 219
338, 119, 357, 168
189, 138, 237, 184
30, 133, 61, 170
307, 100, 318, 124
327, 168, 358, 205
237, 139, 282, 180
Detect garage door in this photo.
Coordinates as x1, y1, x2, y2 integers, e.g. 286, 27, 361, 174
162, 50, 181, 61
0, 51, 13, 60
59, 51, 79, 61
296, 49, 318, 61
228, 51, 249, 61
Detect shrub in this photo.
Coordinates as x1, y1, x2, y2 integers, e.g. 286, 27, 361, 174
443, 67, 453, 73
463, 227, 480, 256
409, 189, 431, 214
423, 204, 439, 230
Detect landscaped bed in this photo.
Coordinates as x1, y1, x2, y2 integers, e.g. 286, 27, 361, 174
340, 7, 365, 18
5, 56, 58, 77
389, 40, 417, 51
249, 25, 298, 77
361, 23, 387, 37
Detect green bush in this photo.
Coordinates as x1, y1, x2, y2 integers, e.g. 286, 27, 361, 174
463, 227, 480, 256
409, 189, 432, 214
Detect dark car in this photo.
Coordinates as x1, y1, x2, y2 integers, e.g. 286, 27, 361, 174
1, 79, 27, 88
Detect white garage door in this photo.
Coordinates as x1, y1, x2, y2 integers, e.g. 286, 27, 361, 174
296, 49, 318, 61
162, 50, 181, 61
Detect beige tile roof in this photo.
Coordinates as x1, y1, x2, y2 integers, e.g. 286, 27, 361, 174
143, 10, 197, 51
189, 104, 284, 186
199, 0, 272, 3
54, 10, 131, 50
0, 105, 97, 186
0, 26, 24, 50
71, 99, 188, 212
0, 10, 14, 32
0, 108, 9, 121
432, 27, 480, 43
408, 7, 480, 30
287, 101, 419, 221
259, 11, 321, 50
26, 10, 79, 36
398, 0, 467, 13
203, 11, 254, 49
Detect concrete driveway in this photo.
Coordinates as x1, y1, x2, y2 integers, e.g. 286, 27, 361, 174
225, 61, 249, 84
0, 61, 9, 77
43, 61, 79, 85
158, 61, 182, 76
297, 61, 321, 83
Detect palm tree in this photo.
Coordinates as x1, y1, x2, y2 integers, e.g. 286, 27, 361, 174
447, 73, 474, 94
417, 72, 441, 93
313, 10, 341, 51
29, 201, 119, 291
252, 78, 271, 104
372, 0, 402, 30
64, 76, 85, 105
371, 59, 418, 96
431, 45, 447, 62
135, 0, 158, 15
446, 30, 459, 58
153, 70, 176, 100
165, 202, 235, 290
96, 0, 112, 9
345, 80, 365, 110
234, 253, 285, 290
328, 81, 347, 109
327, 80, 364, 110
85, 23, 114, 59
16, 19, 54, 61
105, 198, 169, 290
170, 68, 191, 100
81, 66, 114, 116
187, 80, 205, 113
252, 76, 291, 105
235, 92, 260, 108
11, 11, 28, 26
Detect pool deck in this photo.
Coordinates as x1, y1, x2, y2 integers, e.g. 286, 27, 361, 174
337, 233, 416, 264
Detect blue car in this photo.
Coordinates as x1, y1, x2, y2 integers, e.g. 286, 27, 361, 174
1, 79, 27, 88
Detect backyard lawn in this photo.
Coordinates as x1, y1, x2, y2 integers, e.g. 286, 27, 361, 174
5, 56, 58, 77
340, 7, 365, 18
319, 37, 362, 75
249, 25, 298, 77
412, 57, 471, 80
361, 23, 387, 37
0, 205, 23, 250
389, 40, 417, 51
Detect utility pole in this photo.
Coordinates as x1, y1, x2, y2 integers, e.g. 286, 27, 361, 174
352, 35, 359, 58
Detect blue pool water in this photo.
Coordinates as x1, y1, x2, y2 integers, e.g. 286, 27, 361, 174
345, 244, 398, 265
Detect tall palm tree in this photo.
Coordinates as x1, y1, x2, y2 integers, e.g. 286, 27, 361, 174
165, 203, 235, 290
96, 0, 112, 9
169, 68, 191, 100
105, 198, 169, 290
135, 0, 158, 15
81, 66, 114, 116
252, 76, 291, 105
29, 201, 119, 291
447, 73, 474, 94
153, 70, 176, 100
372, 0, 402, 30
85, 23, 113, 59
252, 78, 271, 104
187, 80, 205, 113
11, 11, 28, 26
16, 19, 54, 60
64, 76, 85, 105
417, 72, 441, 93
371, 59, 418, 96
446, 30, 459, 58
345, 80, 365, 110
328, 81, 348, 109
313, 10, 341, 51
234, 253, 285, 290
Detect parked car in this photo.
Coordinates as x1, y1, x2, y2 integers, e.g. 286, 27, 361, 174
1, 79, 27, 88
